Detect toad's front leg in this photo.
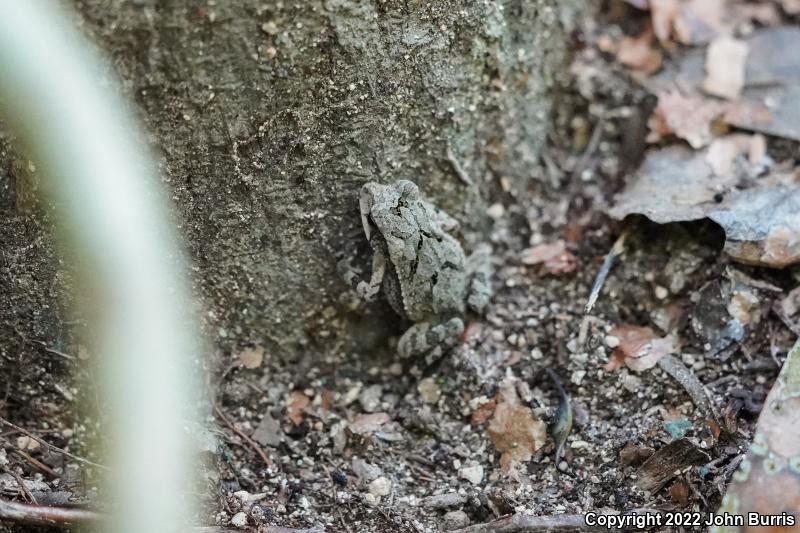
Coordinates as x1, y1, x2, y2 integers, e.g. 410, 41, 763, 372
337, 247, 386, 302
397, 317, 464, 372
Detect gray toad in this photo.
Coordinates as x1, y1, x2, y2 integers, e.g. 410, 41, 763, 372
339, 180, 491, 369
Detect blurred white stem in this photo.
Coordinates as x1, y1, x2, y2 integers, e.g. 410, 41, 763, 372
0, 2, 201, 532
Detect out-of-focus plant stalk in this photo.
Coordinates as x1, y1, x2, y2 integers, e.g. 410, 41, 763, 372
0, 2, 202, 532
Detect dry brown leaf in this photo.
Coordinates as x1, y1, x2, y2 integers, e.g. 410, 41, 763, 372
723, 100, 774, 129
286, 390, 310, 426
520, 240, 577, 274
238, 346, 264, 369
348, 412, 390, 435
617, 29, 663, 74
471, 399, 497, 426
703, 36, 749, 100
779, 0, 800, 14
705, 134, 765, 177
679, 0, 727, 44
647, 90, 723, 148
731, 2, 781, 26
651, 0, 682, 45
487, 379, 546, 473
606, 325, 679, 372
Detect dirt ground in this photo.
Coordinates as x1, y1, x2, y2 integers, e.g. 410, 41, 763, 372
3, 1, 800, 532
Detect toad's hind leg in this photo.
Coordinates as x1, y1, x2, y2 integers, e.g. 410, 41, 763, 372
397, 318, 464, 372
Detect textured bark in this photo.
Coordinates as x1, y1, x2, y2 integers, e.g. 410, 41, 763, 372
0, 0, 579, 365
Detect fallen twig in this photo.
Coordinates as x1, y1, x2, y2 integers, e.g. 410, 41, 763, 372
570, 116, 606, 183
13, 328, 74, 360
585, 226, 630, 314
451, 512, 598, 532
11, 449, 59, 478
8, 470, 37, 504
453, 509, 666, 533
0, 501, 322, 532
211, 397, 274, 468
658, 355, 718, 420
0, 416, 109, 472
0, 497, 102, 527
196, 528, 324, 533
446, 145, 474, 186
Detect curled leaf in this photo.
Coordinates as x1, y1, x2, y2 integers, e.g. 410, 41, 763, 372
520, 240, 577, 274
605, 325, 679, 372
487, 378, 546, 473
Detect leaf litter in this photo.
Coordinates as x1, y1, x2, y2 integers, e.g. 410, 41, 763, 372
595, 1, 800, 525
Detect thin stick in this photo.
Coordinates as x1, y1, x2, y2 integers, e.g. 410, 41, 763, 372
446, 145, 474, 186
570, 117, 606, 183
13, 328, 74, 360
12, 449, 59, 478
658, 354, 718, 420
0, 497, 102, 527
211, 398, 274, 467
0, 417, 109, 471
0, 502, 320, 532
452, 512, 599, 532
585, 225, 631, 314
7, 470, 37, 504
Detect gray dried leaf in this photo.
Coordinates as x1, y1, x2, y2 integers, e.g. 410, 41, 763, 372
608, 146, 738, 224
609, 145, 800, 268
708, 185, 800, 267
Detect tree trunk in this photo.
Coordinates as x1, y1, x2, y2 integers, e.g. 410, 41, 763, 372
1, 0, 580, 364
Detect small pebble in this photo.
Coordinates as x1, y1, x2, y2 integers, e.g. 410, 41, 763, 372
570, 369, 586, 385
420, 492, 467, 510
368, 476, 392, 497
261, 21, 279, 35
459, 463, 484, 485
352, 457, 383, 483
487, 203, 505, 219
359, 384, 383, 413
417, 377, 442, 404
622, 374, 641, 393
605, 335, 620, 348
655, 286, 669, 299
230, 512, 248, 528
443, 510, 471, 530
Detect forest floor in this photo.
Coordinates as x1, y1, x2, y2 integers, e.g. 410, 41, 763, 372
4, 1, 800, 532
